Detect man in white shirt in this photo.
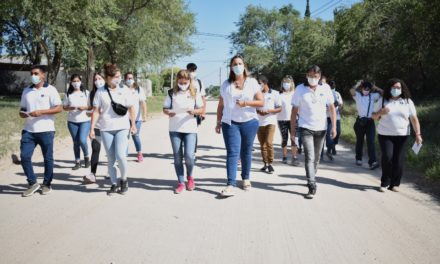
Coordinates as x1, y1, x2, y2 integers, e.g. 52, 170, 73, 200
19, 65, 62, 197
290, 65, 336, 199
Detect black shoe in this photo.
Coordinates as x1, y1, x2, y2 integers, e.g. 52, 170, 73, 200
84, 157, 90, 168
297, 148, 302, 154
267, 165, 274, 174
72, 162, 81, 170
119, 180, 128, 195
331, 147, 337, 155
282, 157, 288, 164
260, 165, 268, 172
107, 184, 118, 196
305, 183, 317, 199
369, 162, 380, 170
326, 150, 334, 161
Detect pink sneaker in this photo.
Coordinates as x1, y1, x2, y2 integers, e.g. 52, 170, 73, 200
187, 176, 195, 191
175, 183, 185, 194
137, 153, 144, 163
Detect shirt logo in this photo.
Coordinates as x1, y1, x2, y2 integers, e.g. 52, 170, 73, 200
41, 94, 45, 97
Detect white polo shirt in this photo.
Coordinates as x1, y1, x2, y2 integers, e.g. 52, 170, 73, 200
374, 97, 417, 136
129, 87, 147, 121
193, 79, 206, 97
220, 78, 260, 125
20, 83, 62, 133
63, 90, 91, 123
291, 83, 334, 131
163, 90, 203, 133
327, 90, 343, 120
258, 89, 281, 126
353, 91, 380, 118
277, 91, 294, 121
93, 85, 135, 131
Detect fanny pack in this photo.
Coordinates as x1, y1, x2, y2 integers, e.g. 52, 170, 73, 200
106, 86, 128, 116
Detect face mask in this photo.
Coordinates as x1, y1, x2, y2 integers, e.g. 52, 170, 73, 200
72, 82, 81, 89
31, 75, 41, 85
307, 77, 319, 87
190, 72, 196, 79
111, 78, 121, 86
282, 83, 291, 90
95, 79, 105, 89
126, 79, 134, 87
362, 90, 370, 96
232, 65, 244, 76
391, 88, 402, 97
178, 83, 190, 91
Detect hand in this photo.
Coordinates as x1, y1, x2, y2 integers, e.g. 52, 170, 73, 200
130, 125, 137, 135
236, 100, 246, 108
29, 110, 43, 117
165, 110, 176, 117
187, 109, 195, 115
86, 112, 92, 117
19, 112, 28, 118
89, 129, 95, 139
331, 128, 337, 139
416, 134, 423, 145
380, 107, 390, 115
142, 116, 147, 122
215, 123, 221, 134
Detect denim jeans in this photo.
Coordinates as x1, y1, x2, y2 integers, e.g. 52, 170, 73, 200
169, 132, 197, 183
354, 117, 377, 165
131, 121, 143, 152
221, 119, 259, 186
20, 130, 55, 186
301, 128, 326, 184
101, 129, 130, 185
378, 135, 408, 188
90, 128, 101, 174
67, 121, 91, 161
325, 118, 341, 151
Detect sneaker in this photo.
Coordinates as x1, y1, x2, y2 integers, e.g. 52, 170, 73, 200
83, 173, 96, 184
175, 183, 185, 194
72, 161, 81, 170
105, 175, 110, 180
356, 160, 362, 166
331, 147, 337, 155
297, 148, 302, 154
389, 186, 399, 192
107, 184, 118, 196
378, 186, 387, 192
282, 157, 288, 164
40, 184, 52, 195
267, 165, 274, 174
305, 183, 317, 199
220, 185, 235, 197
137, 153, 144, 163
260, 165, 268, 172
22, 183, 41, 197
186, 176, 195, 191
370, 161, 380, 170
119, 180, 128, 195
291, 157, 300, 166
84, 157, 90, 168
242, 179, 252, 191
326, 151, 334, 161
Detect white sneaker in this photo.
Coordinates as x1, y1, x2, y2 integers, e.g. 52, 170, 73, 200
356, 160, 362, 166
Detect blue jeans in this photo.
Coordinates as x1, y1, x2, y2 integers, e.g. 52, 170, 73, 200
67, 121, 90, 161
101, 129, 130, 185
20, 130, 55, 186
221, 119, 259, 186
169, 132, 197, 183
301, 128, 326, 184
131, 121, 143, 152
354, 117, 377, 165
325, 118, 341, 151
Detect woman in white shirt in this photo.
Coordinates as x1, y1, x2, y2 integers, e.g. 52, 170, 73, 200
63, 74, 91, 170
125, 72, 148, 163
163, 69, 204, 194
89, 63, 137, 195
215, 55, 264, 197
277, 76, 299, 166
372, 78, 422, 192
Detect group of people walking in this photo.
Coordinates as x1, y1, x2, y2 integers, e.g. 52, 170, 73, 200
17, 55, 423, 199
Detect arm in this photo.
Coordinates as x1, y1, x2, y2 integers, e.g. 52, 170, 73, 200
328, 104, 337, 138
268, 106, 282, 114
237, 91, 264, 108
141, 101, 148, 121
410, 115, 423, 145
215, 96, 224, 134
89, 107, 100, 139
30, 105, 62, 117
128, 106, 137, 134
201, 96, 207, 116
290, 107, 299, 141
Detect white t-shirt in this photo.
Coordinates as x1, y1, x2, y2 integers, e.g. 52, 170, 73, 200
163, 90, 203, 133
220, 78, 260, 125
93, 86, 135, 131
129, 87, 147, 121
374, 97, 417, 136
258, 89, 281, 126
327, 90, 343, 120
353, 92, 381, 118
277, 91, 294, 121
63, 90, 91, 123
20, 83, 62, 133
291, 83, 334, 131
193, 78, 206, 97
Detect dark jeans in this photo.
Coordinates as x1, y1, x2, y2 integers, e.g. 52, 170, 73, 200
221, 119, 259, 186
354, 117, 377, 165
301, 128, 326, 184
326, 118, 341, 151
90, 128, 101, 174
20, 130, 55, 186
378, 135, 408, 188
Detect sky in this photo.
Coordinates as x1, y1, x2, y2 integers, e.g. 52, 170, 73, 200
174, 0, 360, 87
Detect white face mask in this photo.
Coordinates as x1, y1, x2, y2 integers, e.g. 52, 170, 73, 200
307, 77, 320, 87
31, 75, 41, 85
232, 65, 244, 76
72, 81, 81, 89
126, 79, 134, 87
391, 88, 402, 97
111, 78, 121, 86
95, 79, 105, 89
178, 83, 190, 91
282, 82, 291, 90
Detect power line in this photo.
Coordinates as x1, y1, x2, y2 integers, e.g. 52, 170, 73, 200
194, 31, 229, 38
312, 0, 339, 13
312, 0, 343, 17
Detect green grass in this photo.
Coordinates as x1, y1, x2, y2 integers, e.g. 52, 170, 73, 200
147, 95, 165, 115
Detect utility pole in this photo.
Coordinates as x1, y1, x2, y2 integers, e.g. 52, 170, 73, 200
170, 64, 174, 89
305, 0, 311, 18
219, 67, 222, 86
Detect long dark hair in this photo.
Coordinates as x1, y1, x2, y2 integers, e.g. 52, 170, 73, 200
383, 78, 411, 101
228, 54, 249, 83
90, 72, 104, 105
67, 74, 86, 95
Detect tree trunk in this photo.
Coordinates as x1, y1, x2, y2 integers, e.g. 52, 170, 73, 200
47, 43, 63, 85
86, 43, 96, 91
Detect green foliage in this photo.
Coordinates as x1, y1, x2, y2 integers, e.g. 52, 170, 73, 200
160, 67, 181, 89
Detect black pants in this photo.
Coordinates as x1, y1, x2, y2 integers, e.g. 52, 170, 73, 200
91, 128, 101, 174
378, 135, 408, 188
354, 117, 377, 165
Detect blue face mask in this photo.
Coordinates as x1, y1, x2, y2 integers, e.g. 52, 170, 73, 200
391, 88, 402, 97
31, 75, 41, 85
126, 79, 134, 87
232, 65, 244, 76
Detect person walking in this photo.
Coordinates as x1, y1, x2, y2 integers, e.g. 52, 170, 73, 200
63, 74, 91, 170
324, 80, 343, 160
257, 75, 281, 174
215, 55, 264, 197
290, 65, 337, 199
163, 69, 204, 194
372, 78, 422, 192
19, 65, 62, 197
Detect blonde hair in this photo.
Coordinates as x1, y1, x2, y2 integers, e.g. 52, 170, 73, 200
174, 69, 196, 98
281, 76, 295, 92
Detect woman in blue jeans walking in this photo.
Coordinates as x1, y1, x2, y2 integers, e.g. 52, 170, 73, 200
163, 69, 204, 194
215, 55, 264, 197
63, 74, 91, 170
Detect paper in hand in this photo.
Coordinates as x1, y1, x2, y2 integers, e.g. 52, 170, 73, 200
412, 141, 422, 155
